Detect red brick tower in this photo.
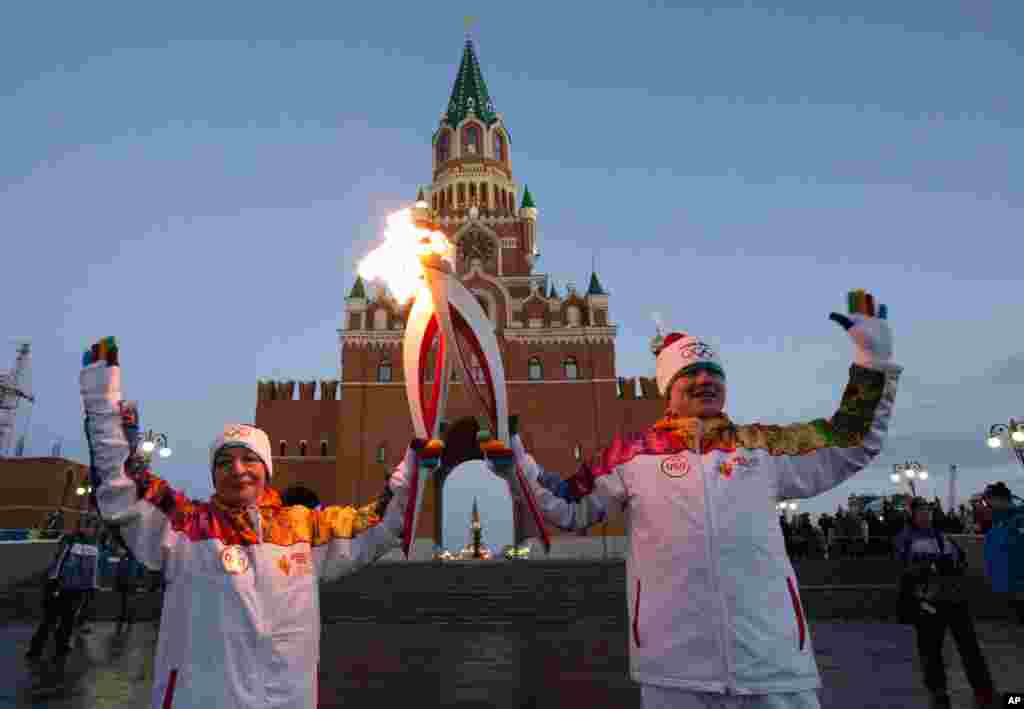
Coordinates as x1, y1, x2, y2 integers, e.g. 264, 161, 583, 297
255, 35, 665, 547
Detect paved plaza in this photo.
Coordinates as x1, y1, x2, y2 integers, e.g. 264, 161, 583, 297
3, 617, 1022, 708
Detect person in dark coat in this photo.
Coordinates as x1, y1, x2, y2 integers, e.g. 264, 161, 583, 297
26, 515, 102, 661
895, 497, 997, 709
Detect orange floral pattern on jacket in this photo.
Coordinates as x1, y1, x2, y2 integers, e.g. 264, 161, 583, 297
133, 471, 382, 546
591, 364, 886, 479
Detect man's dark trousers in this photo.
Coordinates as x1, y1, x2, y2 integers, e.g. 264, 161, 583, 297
913, 600, 994, 696
28, 581, 88, 657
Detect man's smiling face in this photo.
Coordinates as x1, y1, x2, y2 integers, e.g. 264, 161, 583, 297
213, 446, 267, 507
667, 366, 727, 419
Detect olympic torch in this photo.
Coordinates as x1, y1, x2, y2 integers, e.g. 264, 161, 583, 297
358, 204, 551, 558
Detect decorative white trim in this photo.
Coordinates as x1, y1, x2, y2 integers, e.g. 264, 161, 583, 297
273, 456, 338, 462
339, 331, 402, 348
502, 326, 618, 345
339, 378, 620, 387
339, 326, 618, 347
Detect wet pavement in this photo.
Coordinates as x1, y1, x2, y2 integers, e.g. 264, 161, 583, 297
3, 617, 1023, 708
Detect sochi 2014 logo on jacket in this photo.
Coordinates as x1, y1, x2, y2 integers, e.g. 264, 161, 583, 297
660, 454, 690, 478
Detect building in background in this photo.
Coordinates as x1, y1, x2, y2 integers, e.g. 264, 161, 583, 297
256, 34, 665, 548
0, 457, 90, 530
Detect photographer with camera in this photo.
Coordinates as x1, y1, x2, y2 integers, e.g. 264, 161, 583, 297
896, 497, 997, 709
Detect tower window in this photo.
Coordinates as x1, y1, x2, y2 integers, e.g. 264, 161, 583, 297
457, 183, 465, 206
463, 124, 480, 155
494, 132, 505, 162
374, 308, 388, 330
299, 440, 308, 457
567, 305, 582, 327
528, 357, 543, 381
279, 440, 287, 457
437, 130, 450, 163
563, 357, 579, 380
378, 359, 393, 383
501, 238, 516, 249
320, 440, 328, 456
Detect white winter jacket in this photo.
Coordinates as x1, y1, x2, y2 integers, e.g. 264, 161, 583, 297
517, 363, 900, 696
83, 366, 409, 709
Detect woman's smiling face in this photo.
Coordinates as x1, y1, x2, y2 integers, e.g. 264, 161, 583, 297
213, 446, 267, 507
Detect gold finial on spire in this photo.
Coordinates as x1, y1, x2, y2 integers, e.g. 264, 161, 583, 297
464, 15, 478, 36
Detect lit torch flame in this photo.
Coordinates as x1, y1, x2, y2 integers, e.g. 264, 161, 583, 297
357, 208, 452, 303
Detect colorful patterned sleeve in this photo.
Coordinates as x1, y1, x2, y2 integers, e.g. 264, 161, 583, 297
311, 470, 408, 582
737, 364, 901, 500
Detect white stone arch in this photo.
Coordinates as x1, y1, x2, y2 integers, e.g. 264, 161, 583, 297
488, 124, 510, 165
441, 460, 514, 554
460, 257, 514, 328
435, 127, 453, 169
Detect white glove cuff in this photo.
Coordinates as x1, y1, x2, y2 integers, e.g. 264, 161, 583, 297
80, 364, 123, 414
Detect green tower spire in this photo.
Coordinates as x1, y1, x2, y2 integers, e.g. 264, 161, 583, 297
444, 38, 499, 128
520, 185, 536, 209
348, 276, 367, 299
587, 272, 606, 296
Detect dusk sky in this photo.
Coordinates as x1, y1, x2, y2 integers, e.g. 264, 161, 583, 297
2, 2, 1022, 549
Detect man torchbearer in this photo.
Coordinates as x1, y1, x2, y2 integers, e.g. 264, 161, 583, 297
493, 291, 901, 709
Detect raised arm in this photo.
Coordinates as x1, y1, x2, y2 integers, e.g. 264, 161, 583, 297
747, 291, 902, 500
81, 338, 187, 571
312, 446, 410, 582
491, 434, 625, 532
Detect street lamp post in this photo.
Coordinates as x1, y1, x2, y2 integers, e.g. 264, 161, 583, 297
777, 500, 798, 520
139, 430, 172, 462
986, 419, 1024, 470
75, 480, 94, 524
890, 461, 928, 500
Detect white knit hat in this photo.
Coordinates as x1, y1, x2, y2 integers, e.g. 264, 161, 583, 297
210, 424, 273, 480
651, 331, 725, 397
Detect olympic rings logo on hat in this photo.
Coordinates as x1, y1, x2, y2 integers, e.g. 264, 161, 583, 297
678, 341, 716, 360
224, 425, 254, 439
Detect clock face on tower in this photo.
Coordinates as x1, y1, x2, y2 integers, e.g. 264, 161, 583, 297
457, 231, 495, 269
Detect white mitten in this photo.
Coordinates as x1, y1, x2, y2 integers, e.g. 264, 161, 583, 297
829, 290, 894, 370
80, 337, 122, 414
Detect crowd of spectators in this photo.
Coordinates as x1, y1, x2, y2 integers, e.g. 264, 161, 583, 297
779, 497, 978, 560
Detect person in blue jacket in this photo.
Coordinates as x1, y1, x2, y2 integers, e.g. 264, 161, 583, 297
895, 497, 997, 709
982, 482, 1024, 625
